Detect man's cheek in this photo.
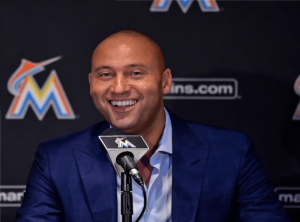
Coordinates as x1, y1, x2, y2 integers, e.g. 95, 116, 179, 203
91, 88, 103, 100
90, 91, 104, 109
146, 87, 162, 99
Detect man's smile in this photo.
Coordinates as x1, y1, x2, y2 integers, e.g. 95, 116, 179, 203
109, 99, 138, 107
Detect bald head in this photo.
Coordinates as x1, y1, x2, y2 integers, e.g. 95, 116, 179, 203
91, 30, 165, 73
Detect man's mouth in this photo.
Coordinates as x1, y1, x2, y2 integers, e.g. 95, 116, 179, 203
109, 100, 138, 107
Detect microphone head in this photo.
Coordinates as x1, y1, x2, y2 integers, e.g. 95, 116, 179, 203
98, 128, 149, 178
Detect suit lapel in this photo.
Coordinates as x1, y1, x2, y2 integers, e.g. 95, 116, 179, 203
73, 122, 118, 222
170, 113, 211, 222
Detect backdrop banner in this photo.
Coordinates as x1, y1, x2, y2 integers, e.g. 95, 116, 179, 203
1, 0, 299, 221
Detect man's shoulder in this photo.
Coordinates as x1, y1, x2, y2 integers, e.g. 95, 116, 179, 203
186, 121, 250, 145
169, 111, 251, 148
184, 121, 254, 168
39, 121, 109, 152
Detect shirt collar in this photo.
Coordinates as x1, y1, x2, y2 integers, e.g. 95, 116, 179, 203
155, 108, 173, 155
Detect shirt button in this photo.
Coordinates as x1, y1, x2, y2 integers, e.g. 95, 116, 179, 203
146, 208, 150, 212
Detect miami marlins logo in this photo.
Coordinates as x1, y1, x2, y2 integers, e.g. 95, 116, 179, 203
6, 56, 75, 120
115, 138, 136, 148
150, 0, 219, 13
293, 75, 300, 120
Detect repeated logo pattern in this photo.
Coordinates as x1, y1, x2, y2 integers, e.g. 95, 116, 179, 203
6, 57, 75, 120
293, 75, 300, 120
150, 0, 219, 13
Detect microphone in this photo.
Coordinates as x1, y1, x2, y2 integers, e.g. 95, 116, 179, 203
99, 128, 149, 185
99, 128, 149, 222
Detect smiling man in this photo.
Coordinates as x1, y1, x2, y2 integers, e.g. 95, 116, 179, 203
17, 31, 290, 222
89, 31, 171, 154
89, 32, 172, 190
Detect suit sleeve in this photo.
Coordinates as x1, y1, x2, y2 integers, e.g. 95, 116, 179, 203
16, 143, 63, 222
236, 136, 290, 222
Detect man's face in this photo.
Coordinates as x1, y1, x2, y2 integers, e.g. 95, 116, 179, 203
89, 35, 171, 134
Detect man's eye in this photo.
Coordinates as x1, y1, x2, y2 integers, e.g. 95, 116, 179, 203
101, 73, 111, 77
132, 72, 142, 76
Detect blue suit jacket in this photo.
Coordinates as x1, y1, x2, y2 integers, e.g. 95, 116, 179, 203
17, 113, 290, 221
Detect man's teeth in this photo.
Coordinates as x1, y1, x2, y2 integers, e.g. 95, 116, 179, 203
111, 100, 137, 107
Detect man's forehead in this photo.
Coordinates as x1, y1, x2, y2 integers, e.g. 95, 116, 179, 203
91, 31, 165, 70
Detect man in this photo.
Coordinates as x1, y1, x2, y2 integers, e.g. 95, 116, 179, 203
16, 31, 290, 221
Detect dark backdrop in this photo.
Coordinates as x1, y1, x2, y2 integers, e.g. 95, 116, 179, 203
1, 0, 300, 221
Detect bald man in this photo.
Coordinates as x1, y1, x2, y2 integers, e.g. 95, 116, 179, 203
89, 31, 172, 189
17, 31, 290, 222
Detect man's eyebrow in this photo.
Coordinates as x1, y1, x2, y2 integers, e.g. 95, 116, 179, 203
126, 64, 147, 68
94, 64, 147, 72
94, 66, 112, 72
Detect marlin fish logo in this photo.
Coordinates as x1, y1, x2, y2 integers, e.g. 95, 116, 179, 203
6, 57, 75, 120
150, 0, 219, 13
293, 75, 300, 120
115, 138, 136, 148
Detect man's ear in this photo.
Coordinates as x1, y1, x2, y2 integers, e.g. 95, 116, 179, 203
88, 73, 92, 95
162, 68, 172, 95
88, 73, 92, 84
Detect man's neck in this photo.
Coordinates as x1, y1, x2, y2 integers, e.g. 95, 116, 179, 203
142, 108, 165, 152
136, 108, 166, 187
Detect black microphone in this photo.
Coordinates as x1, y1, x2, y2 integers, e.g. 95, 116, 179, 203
99, 128, 149, 222
99, 128, 148, 186
116, 152, 144, 185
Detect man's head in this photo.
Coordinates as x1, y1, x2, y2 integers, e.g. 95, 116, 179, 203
89, 30, 172, 135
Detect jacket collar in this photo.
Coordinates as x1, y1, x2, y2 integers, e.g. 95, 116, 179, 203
72, 121, 119, 222
169, 112, 211, 222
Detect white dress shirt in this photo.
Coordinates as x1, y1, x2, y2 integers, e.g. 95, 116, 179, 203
117, 108, 173, 222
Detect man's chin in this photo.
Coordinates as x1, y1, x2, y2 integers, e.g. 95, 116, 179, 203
110, 119, 137, 132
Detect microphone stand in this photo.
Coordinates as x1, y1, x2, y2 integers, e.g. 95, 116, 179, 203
121, 172, 133, 222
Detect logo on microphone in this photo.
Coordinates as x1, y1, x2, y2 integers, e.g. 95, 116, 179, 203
6, 56, 75, 120
293, 75, 300, 120
150, 0, 219, 13
115, 138, 136, 148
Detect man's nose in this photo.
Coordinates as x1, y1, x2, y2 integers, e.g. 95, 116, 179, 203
111, 74, 130, 94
